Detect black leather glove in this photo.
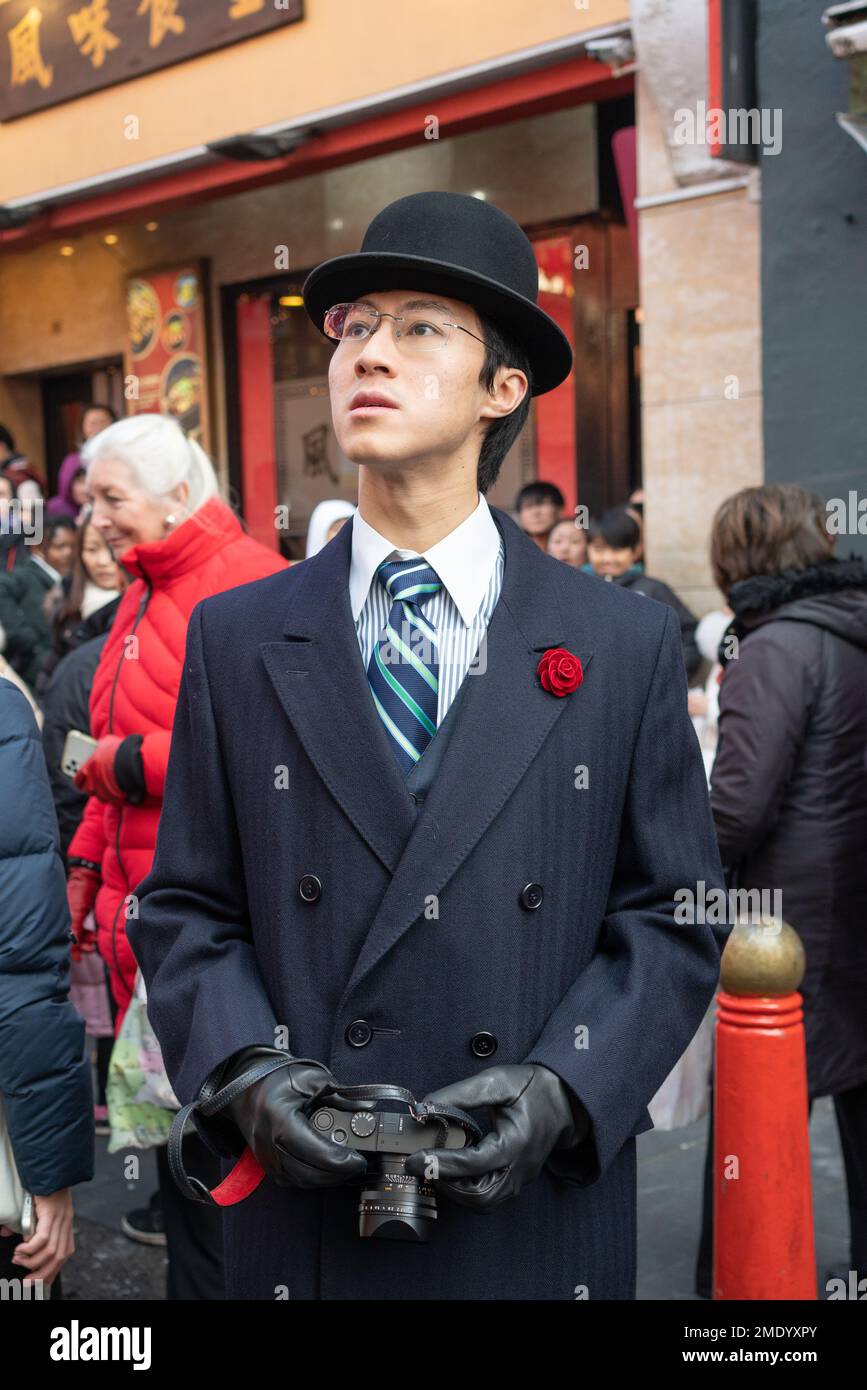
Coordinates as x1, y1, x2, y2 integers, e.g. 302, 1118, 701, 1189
220, 1046, 368, 1191
403, 1064, 590, 1212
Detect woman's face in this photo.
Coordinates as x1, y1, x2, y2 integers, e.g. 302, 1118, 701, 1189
325, 516, 349, 543
86, 455, 183, 554
81, 522, 120, 590
548, 521, 588, 567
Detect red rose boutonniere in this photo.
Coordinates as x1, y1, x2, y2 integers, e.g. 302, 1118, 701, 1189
537, 647, 583, 698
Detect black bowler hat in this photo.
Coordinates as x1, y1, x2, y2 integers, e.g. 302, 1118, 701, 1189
302, 191, 573, 396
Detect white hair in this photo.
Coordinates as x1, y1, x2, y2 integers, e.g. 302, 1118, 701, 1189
305, 498, 356, 557
82, 413, 220, 515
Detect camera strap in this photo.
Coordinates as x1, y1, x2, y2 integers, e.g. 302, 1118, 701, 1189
168, 1053, 296, 1207
167, 1063, 482, 1208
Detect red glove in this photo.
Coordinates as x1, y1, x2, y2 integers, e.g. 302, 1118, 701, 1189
67, 866, 101, 961
74, 735, 124, 804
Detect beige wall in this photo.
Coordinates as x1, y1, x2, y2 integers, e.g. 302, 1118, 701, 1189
636, 70, 764, 617
1, 0, 628, 203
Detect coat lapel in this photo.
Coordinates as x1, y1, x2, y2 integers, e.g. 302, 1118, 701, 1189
337, 505, 594, 1003
259, 520, 417, 875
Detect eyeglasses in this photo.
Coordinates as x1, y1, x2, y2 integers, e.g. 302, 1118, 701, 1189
323, 301, 487, 356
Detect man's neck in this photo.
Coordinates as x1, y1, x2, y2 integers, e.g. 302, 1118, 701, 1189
357, 468, 481, 552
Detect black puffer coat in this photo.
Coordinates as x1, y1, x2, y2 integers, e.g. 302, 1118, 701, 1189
710, 557, 867, 1098
36, 591, 120, 698
41, 629, 113, 860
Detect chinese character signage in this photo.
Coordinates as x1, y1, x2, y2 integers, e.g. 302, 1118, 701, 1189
124, 262, 211, 453
1, 0, 304, 122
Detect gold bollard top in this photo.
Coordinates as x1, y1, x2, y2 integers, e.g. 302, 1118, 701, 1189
720, 914, 806, 996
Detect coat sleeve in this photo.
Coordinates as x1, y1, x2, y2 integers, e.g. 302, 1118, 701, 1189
653, 580, 701, 680
67, 787, 108, 867
128, 600, 282, 1115
709, 626, 815, 867
0, 681, 94, 1195
0, 570, 39, 667
138, 729, 172, 800
522, 608, 729, 1184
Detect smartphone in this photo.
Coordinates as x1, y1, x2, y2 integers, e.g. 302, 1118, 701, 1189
61, 729, 99, 780
20, 1192, 35, 1240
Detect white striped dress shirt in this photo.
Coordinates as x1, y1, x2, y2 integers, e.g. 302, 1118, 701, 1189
350, 494, 504, 725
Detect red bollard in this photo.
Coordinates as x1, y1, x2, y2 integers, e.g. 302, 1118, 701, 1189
713, 917, 816, 1300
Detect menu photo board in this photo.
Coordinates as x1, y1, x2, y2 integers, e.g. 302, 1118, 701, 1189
124, 261, 211, 453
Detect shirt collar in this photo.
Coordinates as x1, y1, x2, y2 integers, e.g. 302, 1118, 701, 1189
349, 493, 500, 627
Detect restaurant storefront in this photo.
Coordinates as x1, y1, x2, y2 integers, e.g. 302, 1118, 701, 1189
0, 0, 636, 555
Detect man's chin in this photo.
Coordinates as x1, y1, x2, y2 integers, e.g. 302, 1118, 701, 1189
338, 443, 412, 468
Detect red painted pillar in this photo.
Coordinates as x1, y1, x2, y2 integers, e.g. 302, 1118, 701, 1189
236, 293, 279, 551
534, 235, 576, 515
714, 973, 817, 1299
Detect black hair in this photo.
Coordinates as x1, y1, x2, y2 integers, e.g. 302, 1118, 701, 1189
0, 424, 15, 452
549, 514, 585, 536
42, 515, 77, 544
475, 312, 533, 495
516, 480, 565, 510
588, 507, 641, 550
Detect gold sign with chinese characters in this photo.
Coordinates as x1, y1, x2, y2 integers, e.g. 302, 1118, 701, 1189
1, 0, 304, 122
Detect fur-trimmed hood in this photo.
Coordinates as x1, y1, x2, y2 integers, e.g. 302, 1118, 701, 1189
720, 556, 867, 664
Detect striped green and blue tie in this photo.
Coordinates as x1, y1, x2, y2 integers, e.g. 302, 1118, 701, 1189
367, 557, 443, 775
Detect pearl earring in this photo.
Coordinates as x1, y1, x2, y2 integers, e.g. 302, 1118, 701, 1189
164, 513, 176, 530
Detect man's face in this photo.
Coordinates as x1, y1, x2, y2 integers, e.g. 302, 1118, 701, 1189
82, 407, 114, 441
519, 497, 560, 537
327, 288, 506, 475
588, 537, 640, 578
43, 527, 75, 575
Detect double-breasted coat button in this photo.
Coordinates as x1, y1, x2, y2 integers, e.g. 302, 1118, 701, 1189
298, 874, 322, 903
346, 1019, 372, 1047
520, 882, 544, 911
470, 1031, 498, 1059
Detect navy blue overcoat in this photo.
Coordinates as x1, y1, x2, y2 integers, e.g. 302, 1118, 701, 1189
130, 506, 728, 1300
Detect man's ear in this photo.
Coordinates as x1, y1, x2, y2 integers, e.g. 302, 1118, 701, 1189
478, 365, 528, 422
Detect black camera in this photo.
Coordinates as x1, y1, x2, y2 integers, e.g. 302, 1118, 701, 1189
308, 1086, 482, 1242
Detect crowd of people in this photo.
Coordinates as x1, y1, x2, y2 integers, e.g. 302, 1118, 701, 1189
0, 410, 865, 1301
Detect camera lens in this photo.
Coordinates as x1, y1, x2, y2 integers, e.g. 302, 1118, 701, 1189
358, 1154, 438, 1242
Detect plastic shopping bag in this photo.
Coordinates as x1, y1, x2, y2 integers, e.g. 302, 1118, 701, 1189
106, 968, 179, 1152
647, 995, 715, 1131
